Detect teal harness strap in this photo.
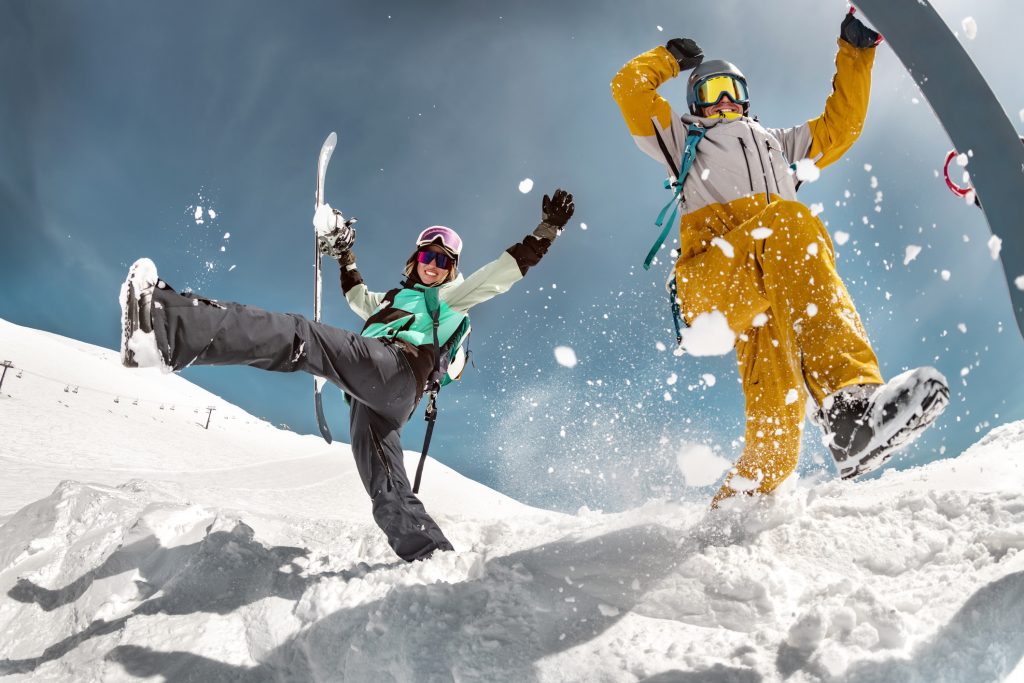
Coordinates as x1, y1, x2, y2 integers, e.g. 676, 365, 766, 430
643, 124, 706, 271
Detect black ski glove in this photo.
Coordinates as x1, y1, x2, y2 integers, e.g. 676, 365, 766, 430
533, 189, 574, 240
317, 209, 358, 259
665, 38, 704, 70
840, 11, 881, 48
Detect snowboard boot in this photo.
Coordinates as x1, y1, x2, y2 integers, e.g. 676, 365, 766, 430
119, 258, 160, 368
815, 367, 949, 480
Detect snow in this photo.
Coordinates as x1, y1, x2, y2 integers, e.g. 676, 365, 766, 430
751, 227, 773, 240
904, 245, 922, 265
988, 235, 1003, 260
680, 311, 735, 356
711, 237, 734, 258
518, 178, 533, 194
1015, 275, 1024, 291
794, 158, 820, 183
941, 270, 952, 281
962, 16, 978, 40
553, 345, 577, 368
2, 319, 1024, 682
676, 443, 731, 487
701, 373, 716, 387
834, 230, 850, 246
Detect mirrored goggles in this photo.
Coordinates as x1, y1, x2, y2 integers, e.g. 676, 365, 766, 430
416, 225, 463, 256
693, 75, 749, 108
416, 250, 454, 270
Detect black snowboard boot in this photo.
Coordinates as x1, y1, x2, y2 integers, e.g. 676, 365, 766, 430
119, 258, 160, 368
815, 367, 949, 480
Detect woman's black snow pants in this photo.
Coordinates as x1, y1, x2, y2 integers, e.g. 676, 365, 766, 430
150, 284, 454, 562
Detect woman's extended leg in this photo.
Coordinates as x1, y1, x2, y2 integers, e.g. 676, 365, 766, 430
149, 281, 410, 414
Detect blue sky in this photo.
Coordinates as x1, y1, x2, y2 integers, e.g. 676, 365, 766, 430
2, 0, 1023, 512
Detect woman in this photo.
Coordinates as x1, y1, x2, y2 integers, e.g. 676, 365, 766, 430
120, 189, 574, 561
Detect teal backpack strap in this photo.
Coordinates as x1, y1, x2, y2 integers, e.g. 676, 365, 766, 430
644, 123, 706, 271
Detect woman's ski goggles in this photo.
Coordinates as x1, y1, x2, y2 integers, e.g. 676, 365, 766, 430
416, 249, 454, 269
692, 74, 749, 108
416, 225, 463, 256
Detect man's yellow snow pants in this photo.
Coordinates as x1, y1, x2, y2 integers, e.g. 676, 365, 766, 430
674, 199, 883, 505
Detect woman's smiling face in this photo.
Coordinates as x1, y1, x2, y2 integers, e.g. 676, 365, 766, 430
416, 245, 452, 286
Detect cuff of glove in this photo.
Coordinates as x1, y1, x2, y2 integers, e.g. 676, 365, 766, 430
532, 221, 561, 241
336, 250, 356, 267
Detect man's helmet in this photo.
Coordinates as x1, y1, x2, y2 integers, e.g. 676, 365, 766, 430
686, 59, 750, 117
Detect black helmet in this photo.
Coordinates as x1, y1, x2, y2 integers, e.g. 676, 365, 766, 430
686, 59, 750, 116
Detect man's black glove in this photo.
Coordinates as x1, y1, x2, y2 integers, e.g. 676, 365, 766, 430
533, 188, 574, 240
840, 11, 881, 48
665, 38, 704, 70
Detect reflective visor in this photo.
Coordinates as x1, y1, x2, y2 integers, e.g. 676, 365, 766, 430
416, 225, 463, 256
416, 250, 454, 270
693, 75, 749, 107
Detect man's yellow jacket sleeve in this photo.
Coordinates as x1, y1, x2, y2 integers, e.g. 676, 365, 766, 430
806, 39, 876, 168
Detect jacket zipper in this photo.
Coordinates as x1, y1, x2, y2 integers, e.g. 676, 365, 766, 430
749, 130, 771, 203
738, 138, 757, 198
368, 425, 395, 492
765, 140, 781, 196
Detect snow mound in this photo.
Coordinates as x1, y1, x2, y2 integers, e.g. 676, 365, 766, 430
2, 319, 1024, 682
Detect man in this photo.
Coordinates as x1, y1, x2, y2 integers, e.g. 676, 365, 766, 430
611, 11, 949, 505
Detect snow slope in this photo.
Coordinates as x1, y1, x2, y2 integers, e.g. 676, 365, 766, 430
1, 317, 1023, 682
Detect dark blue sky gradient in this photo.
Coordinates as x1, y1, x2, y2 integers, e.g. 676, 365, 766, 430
2, 0, 1022, 511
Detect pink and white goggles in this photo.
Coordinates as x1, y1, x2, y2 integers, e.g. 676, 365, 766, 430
416, 225, 463, 257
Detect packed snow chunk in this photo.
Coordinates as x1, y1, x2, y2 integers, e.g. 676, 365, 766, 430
794, 158, 821, 183
518, 178, 534, 194
580, 222, 588, 231
810, 202, 824, 217
681, 311, 735, 356
941, 270, 952, 281
657, 25, 663, 31
1015, 275, 1024, 291
711, 237, 734, 258
785, 388, 800, 405
988, 234, 1002, 260
313, 203, 336, 236
807, 242, 819, 257
553, 345, 578, 368
752, 312, 769, 327
726, 470, 761, 493
666, 372, 678, 385
834, 230, 850, 246
663, 391, 673, 402
222, 232, 231, 240
700, 168, 711, 180
702, 373, 716, 387
956, 153, 969, 167
904, 245, 922, 265
751, 227, 773, 240
961, 16, 978, 40
208, 209, 217, 220
676, 442, 732, 487
806, 303, 818, 317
